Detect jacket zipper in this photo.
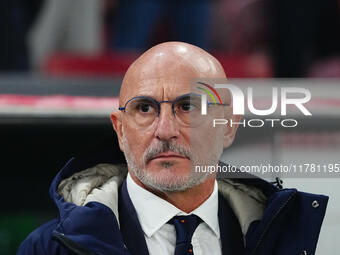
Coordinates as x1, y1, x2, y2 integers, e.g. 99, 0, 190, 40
52, 232, 96, 255
250, 190, 297, 255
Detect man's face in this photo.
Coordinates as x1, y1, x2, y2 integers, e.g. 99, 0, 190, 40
111, 43, 237, 192
115, 75, 228, 192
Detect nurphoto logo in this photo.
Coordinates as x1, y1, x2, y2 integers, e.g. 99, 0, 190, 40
196, 82, 312, 128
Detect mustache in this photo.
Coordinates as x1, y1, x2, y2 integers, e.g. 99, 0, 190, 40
144, 140, 191, 163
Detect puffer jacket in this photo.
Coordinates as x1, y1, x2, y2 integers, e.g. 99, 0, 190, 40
17, 153, 328, 255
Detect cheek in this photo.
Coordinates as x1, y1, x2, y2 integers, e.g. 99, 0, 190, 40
123, 123, 155, 157
180, 127, 191, 147
190, 123, 224, 161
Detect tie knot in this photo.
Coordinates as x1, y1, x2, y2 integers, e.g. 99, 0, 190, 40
169, 215, 202, 245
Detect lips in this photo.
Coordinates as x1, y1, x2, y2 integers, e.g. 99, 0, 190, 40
150, 151, 188, 161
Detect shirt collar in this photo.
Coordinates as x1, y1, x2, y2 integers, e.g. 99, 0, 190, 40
126, 173, 220, 238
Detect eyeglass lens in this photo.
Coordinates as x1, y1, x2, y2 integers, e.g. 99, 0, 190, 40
124, 95, 216, 127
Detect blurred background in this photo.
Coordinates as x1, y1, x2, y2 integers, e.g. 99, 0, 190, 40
0, 0, 339, 254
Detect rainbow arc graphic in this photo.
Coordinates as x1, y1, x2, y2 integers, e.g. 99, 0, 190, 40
196, 82, 223, 105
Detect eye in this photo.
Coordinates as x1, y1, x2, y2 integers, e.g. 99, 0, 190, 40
133, 100, 157, 114
177, 98, 200, 113
139, 103, 152, 112
180, 102, 195, 112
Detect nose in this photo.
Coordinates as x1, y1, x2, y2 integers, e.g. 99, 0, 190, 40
154, 103, 180, 141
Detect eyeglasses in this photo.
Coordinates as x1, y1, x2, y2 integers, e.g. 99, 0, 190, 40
119, 93, 229, 127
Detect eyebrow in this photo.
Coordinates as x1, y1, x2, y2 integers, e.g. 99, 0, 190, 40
130, 93, 195, 101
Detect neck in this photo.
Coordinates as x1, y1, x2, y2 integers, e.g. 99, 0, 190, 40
129, 172, 216, 213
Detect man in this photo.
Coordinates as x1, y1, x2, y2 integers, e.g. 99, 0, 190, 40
17, 42, 328, 255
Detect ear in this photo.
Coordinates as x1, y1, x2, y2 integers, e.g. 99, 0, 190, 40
110, 111, 124, 152
223, 114, 243, 148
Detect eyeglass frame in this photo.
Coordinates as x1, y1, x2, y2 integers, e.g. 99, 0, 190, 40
118, 93, 230, 122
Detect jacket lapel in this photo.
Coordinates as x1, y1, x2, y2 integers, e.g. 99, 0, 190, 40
118, 180, 150, 255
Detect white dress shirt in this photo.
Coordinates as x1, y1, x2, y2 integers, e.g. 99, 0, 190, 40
126, 173, 222, 255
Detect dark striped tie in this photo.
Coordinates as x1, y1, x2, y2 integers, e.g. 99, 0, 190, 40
169, 215, 202, 255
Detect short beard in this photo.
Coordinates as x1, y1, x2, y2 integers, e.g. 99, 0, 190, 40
121, 131, 211, 192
